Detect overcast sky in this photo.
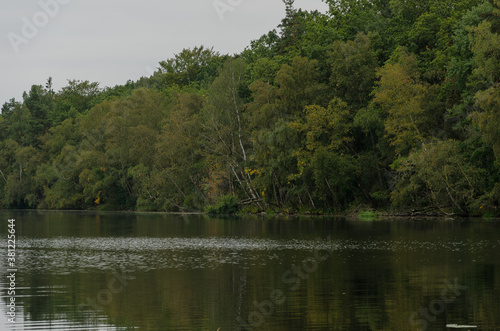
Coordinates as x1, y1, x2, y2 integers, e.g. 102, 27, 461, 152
1, 0, 328, 106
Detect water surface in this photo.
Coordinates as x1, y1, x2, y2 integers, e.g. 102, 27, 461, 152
0, 211, 499, 330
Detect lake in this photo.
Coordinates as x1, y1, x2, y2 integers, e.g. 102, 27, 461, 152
0, 210, 499, 330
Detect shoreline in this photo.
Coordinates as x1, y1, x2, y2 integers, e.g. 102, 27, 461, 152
0, 208, 497, 220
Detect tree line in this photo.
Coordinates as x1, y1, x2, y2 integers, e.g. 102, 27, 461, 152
1, 0, 499, 216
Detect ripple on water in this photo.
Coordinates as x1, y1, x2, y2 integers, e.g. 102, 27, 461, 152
1, 237, 497, 273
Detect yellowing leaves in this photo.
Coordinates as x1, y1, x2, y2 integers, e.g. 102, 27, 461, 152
244, 168, 262, 176
291, 98, 352, 153
373, 48, 442, 156
94, 191, 102, 205
472, 85, 500, 160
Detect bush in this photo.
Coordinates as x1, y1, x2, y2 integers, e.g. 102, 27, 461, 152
204, 195, 240, 215
358, 210, 380, 221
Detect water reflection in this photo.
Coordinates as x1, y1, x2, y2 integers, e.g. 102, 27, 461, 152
0, 211, 499, 330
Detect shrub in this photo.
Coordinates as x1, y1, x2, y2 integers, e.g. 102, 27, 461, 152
204, 195, 240, 214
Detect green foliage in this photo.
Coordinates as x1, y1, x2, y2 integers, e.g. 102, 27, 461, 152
159, 46, 222, 87
50, 80, 100, 126
275, 56, 327, 116
472, 85, 500, 160
391, 140, 486, 214
374, 48, 444, 155
470, 21, 500, 86
358, 210, 380, 221
289, 98, 359, 210
204, 194, 240, 215
0, 0, 499, 216
330, 33, 378, 107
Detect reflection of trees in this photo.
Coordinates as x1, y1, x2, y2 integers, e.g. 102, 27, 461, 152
2, 213, 500, 330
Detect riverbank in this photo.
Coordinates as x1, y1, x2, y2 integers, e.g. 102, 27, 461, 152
1, 206, 498, 220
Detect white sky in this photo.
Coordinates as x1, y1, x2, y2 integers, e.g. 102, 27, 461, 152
1, 0, 328, 106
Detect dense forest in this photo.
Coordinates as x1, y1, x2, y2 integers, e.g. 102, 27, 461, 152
1, 0, 499, 216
